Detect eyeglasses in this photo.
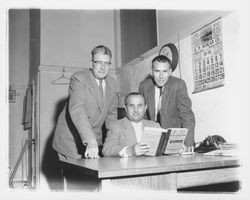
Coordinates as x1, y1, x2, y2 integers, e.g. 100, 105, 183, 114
92, 60, 111, 67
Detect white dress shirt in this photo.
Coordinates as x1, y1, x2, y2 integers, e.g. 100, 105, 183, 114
131, 121, 143, 142
95, 78, 105, 92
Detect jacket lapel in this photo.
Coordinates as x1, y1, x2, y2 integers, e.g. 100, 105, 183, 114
147, 82, 155, 120
161, 77, 171, 113
122, 118, 137, 145
87, 70, 103, 111
103, 77, 112, 111
142, 119, 147, 131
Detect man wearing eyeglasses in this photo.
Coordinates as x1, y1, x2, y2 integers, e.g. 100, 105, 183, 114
52, 45, 118, 164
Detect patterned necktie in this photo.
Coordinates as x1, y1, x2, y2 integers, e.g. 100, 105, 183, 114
99, 79, 104, 99
156, 87, 163, 124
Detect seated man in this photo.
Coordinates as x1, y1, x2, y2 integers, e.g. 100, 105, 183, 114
102, 92, 160, 157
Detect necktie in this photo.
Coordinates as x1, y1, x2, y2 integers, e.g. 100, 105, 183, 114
156, 87, 163, 124
99, 79, 104, 99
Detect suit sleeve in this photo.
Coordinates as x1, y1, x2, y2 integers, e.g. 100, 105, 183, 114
102, 122, 124, 157
68, 73, 96, 144
176, 80, 196, 146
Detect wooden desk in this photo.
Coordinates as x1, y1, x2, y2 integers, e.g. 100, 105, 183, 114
59, 154, 240, 191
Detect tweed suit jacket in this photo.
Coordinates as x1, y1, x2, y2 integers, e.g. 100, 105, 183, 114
102, 117, 160, 157
52, 69, 118, 159
139, 76, 195, 146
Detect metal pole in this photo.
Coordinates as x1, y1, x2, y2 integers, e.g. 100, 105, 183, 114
9, 140, 29, 187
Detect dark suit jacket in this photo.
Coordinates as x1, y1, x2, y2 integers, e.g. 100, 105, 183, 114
102, 117, 160, 157
139, 76, 195, 146
52, 69, 118, 159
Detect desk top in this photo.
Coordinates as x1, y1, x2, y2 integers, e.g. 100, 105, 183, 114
60, 154, 240, 179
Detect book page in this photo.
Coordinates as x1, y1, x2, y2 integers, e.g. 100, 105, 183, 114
141, 127, 166, 156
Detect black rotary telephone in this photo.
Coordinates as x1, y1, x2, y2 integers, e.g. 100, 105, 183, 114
194, 135, 227, 153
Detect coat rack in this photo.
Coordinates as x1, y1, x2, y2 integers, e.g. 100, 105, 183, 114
51, 67, 70, 85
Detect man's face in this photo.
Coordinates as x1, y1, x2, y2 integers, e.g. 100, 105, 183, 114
125, 95, 147, 123
91, 53, 111, 79
152, 61, 172, 87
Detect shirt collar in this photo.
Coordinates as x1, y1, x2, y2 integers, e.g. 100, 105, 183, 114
131, 121, 142, 127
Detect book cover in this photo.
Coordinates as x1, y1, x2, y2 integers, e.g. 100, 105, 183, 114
164, 128, 188, 155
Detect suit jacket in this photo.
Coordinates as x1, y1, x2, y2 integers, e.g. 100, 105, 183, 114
102, 117, 160, 157
52, 69, 118, 159
139, 76, 195, 146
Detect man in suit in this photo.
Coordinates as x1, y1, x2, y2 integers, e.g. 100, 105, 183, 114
52, 45, 118, 160
102, 92, 160, 157
139, 55, 195, 147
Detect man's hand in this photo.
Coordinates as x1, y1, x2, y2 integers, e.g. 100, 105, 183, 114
180, 144, 194, 155
127, 143, 150, 156
84, 140, 99, 159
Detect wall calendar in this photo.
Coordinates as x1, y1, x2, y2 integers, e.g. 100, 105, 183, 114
192, 18, 225, 93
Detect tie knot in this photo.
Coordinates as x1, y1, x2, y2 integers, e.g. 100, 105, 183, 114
99, 79, 103, 85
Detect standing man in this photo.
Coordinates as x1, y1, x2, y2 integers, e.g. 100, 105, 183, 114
139, 55, 195, 147
52, 45, 118, 160
102, 92, 160, 157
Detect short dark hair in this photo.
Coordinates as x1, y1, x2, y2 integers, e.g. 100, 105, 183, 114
124, 92, 146, 106
91, 45, 112, 59
152, 55, 171, 68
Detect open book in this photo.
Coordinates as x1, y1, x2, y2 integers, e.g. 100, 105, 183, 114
141, 127, 188, 156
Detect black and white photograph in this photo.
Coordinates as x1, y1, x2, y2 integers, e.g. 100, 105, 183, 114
1, 0, 250, 199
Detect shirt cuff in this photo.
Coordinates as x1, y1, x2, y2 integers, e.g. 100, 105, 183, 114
119, 146, 129, 158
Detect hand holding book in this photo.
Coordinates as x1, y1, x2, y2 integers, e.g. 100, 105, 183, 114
180, 145, 194, 155
127, 143, 151, 156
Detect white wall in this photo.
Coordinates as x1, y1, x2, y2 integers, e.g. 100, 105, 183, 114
40, 10, 116, 68
182, 12, 241, 143
119, 11, 242, 144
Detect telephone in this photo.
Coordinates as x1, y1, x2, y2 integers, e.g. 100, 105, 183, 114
194, 135, 227, 153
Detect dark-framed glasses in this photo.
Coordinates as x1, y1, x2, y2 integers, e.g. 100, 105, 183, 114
92, 60, 111, 67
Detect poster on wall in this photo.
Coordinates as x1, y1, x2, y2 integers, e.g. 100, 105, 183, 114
192, 17, 225, 93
